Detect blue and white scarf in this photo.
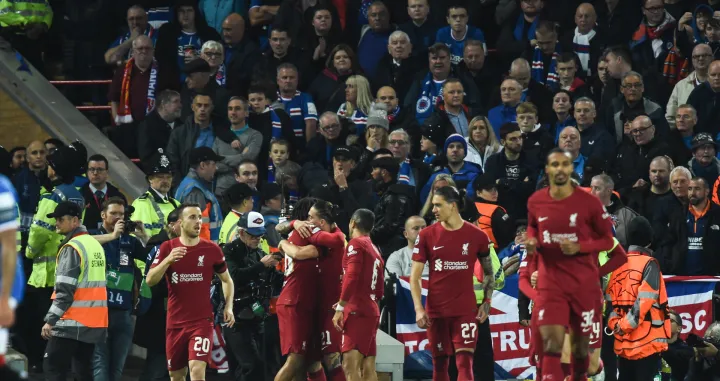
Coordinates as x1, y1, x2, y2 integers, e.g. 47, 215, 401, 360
215, 63, 226, 87
514, 14, 539, 41
531, 45, 560, 91
263, 105, 283, 139
572, 27, 596, 75
423, 153, 436, 165
398, 157, 414, 186
415, 72, 445, 124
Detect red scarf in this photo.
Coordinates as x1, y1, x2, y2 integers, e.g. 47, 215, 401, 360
115, 58, 158, 125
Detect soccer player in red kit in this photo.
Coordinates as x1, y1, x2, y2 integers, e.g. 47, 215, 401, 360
332, 209, 384, 381
273, 198, 325, 381
276, 200, 347, 381
525, 148, 626, 381
410, 186, 495, 381
146, 204, 236, 381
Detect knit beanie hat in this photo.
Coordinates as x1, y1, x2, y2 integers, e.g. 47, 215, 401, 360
366, 102, 389, 130
421, 115, 447, 148
444, 133, 468, 156
627, 216, 653, 248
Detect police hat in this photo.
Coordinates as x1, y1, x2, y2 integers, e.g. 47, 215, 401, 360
145, 148, 173, 176
69, 140, 87, 175
47, 144, 82, 180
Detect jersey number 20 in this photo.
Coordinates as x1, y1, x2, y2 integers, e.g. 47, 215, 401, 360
193, 337, 211, 353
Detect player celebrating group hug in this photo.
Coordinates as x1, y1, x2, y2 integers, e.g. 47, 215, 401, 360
409, 147, 628, 381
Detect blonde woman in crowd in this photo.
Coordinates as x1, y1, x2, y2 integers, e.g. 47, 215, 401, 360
465, 116, 502, 171
338, 75, 373, 135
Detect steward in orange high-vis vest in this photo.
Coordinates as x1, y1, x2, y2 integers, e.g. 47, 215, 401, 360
606, 216, 671, 381
41, 201, 108, 380
472, 175, 515, 249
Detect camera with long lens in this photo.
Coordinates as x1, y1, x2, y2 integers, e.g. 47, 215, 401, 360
233, 277, 274, 321
124, 205, 137, 234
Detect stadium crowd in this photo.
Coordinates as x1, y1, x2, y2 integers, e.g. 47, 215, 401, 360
7, 0, 720, 380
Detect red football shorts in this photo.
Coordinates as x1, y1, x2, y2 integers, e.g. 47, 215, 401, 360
307, 309, 342, 362
341, 314, 379, 356
535, 289, 601, 340
277, 304, 314, 356
426, 314, 478, 358
165, 322, 213, 371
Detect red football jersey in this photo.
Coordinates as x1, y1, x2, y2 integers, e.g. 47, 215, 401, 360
527, 187, 614, 293
411, 221, 491, 318
308, 227, 346, 310
151, 238, 227, 328
277, 230, 318, 307
339, 236, 385, 317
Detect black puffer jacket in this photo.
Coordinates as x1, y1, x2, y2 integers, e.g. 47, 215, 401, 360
371, 182, 417, 258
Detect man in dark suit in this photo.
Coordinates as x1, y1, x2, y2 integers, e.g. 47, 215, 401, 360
81, 155, 126, 230
137, 89, 182, 166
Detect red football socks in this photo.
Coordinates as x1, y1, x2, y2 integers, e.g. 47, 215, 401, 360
329, 366, 346, 381
308, 369, 327, 381
561, 362, 571, 378
572, 355, 589, 380
541, 352, 562, 381
455, 351, 474, 381
432, 356, 450, 381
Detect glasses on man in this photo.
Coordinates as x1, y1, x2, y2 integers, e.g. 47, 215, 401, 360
693, 54, 713, 60
630, 125, 653, 135
321, 123, 340, 132
389, 139, 407, 146
622, 83, 643, 90
204, 52, 222, 58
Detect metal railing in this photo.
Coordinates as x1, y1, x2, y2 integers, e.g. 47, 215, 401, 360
49, 80, 113, 111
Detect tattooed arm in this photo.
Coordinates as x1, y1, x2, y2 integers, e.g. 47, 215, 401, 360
476, 249, 494, 323
275, 221, 293, 236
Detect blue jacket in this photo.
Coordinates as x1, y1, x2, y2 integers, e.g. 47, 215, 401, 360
488, 104, 517, 137
420, 161, 482, 206
175, 176, 223, 241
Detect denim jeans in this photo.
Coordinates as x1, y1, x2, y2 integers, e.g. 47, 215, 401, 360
139, 349, 170, 381
92, 309, 134, 381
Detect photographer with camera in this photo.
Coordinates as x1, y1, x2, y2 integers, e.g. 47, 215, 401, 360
686, 322, 720, 381
91, 197, 150, 381
222, 211, 282, 381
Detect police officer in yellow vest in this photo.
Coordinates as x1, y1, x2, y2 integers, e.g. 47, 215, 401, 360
0, 0, 52, 70
132, 149, 179, 239
219, 182, 255, 246
40, 201, 108, 381
472, 175, 515, 249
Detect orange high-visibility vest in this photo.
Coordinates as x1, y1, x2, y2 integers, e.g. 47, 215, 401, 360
475, 202, 504, 248
606, 251, 671, 360
51, 234, 108, 329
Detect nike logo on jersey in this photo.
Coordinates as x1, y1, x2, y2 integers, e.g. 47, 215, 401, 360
464, 340, 473, 344
538, 217, 548, 222
433, 246, 444, 250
